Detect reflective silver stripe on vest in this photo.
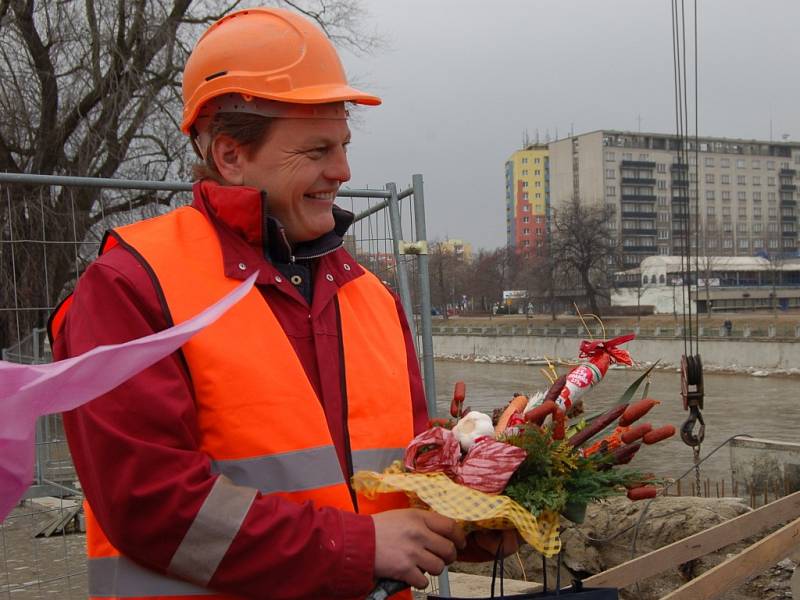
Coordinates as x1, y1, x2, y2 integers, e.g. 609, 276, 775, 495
167, 474, 256, 586
89, 555, 214, 597
351, 448, 404, 473
210, 445, 346, 493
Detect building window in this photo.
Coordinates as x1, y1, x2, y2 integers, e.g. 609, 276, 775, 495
522, 169, 528, 176
705, 173, 715, 184
522, 181, 528, 188
722, 206, 731, 216
739, 239, 749, 249
768, 223, 778, 233
721, 191, 731, 201
768, 192, 777, 203
523, 228, 530, 235
657, 180, 667, 190
639, 153, 650, 160
753, 239, 764, 248
705, 190, 715, 200
721, 174, 730, 184
769, 239, 779, 249
768, 177, 776, 186
522, 158, 528, 164
769, 207, 777, 219
606, 169, 616, 179
753, 176, 761, 186
534, 157, 541, 164
523, 192, 529, 200
721, 158, 730, 168
522, 204, 529, 211
623, 153, 632, 160
723, 239, 733, 248
657, 195, 667, 206
753, 223, 762, 233
535, 216, 544, 224
658, 230, 669, 240
535, 181, 541, 188
657, 163, 666, 173
707, 239, 718, 248
738, 191, 746, 201
706, 206, 716, 216
752, 160, 761, 170
737, 175, 746, 185
535, 193, 541, 199
523, 240, 530, 247
738, 206, 747, 219
723, 223, 733, 232
753, 207, 762, 218
737, 159, 746, 169
522, 216, 530, 223
606, 152, 616, 161
737, 222, 747, 233
784, 239, 796, 249
767, 160, 775, 170
606, 186, 616, 196
753, 191, 761, 203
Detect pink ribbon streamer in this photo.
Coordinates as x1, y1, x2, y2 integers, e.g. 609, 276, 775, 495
0, 273, 256, 522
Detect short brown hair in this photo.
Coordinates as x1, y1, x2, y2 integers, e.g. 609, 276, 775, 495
192, 112, 274, 183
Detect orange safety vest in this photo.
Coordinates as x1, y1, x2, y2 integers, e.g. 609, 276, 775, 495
53, 207, 415, 600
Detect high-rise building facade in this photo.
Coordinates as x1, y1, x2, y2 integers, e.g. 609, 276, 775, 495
549, 130, 800, 266
505, 144, 549, 257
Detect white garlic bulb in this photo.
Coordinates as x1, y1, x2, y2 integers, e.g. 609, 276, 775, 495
452, 411, 495, 451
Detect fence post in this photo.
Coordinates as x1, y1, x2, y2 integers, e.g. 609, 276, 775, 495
385, 182, 416, 342
411, 174, 437, 418
411, 176, 451, 598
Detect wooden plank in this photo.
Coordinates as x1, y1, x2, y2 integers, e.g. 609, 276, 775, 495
577, 490, 800, 589
658, 516, 800, 600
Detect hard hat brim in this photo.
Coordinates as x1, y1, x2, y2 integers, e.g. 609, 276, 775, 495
181, 85, 381, 134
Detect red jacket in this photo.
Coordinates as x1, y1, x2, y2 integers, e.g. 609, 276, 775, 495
55, 181, 428, 599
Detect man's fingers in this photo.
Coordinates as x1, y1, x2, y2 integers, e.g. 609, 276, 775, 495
423, 512, 467, 549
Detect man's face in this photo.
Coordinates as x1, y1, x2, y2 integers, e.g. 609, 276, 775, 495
239, 117, 352, 243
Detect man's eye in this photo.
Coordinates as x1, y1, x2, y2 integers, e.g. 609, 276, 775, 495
306, 147, 327, 157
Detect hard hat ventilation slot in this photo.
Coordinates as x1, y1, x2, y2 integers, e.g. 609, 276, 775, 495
204, 71, 228, 81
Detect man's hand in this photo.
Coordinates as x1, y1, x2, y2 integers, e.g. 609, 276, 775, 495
372, 509, 466, 589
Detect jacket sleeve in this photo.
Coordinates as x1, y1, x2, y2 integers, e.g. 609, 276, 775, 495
56, 249, 376, 600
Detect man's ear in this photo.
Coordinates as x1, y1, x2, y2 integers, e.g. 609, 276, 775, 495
210, 134, 245, 185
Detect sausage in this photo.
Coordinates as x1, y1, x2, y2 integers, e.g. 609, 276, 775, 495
567, 404, 628, 447
450, 381, 466, 418
627, 486, 658, 501
643, 424, 676, 445
494, 395, 529, 435
619, 398, 660, 427
544, 375, 567, 404
552, 409, 566, 440
621, 423, 653, 444
612, 442, 642, 465
523, 400, 557, 425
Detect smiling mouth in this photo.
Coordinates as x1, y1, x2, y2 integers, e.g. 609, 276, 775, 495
305, 191, 336, 201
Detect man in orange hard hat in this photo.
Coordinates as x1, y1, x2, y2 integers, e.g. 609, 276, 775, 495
49, 7, 507, 600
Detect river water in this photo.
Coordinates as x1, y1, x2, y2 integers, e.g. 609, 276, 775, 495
433, 360, 800, 484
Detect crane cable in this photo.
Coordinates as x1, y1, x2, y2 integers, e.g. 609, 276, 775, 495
671, 0, 705, 494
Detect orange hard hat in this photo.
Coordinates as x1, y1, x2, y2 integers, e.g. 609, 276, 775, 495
180, 7, 381, 135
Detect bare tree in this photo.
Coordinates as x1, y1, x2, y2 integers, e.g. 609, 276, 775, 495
0, 0, 381, 351
549, 198, 618, 316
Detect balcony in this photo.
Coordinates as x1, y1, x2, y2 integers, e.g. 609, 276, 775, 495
781, 199, 797, 207
621, 177, 656, 186
780, 184, 797, 191
621, 211, 657, 219
621, 228, 658, 235
622, 245, 658, 253
621, 160, 656, 169
670, 163, 689, 171
782, 231, 797, 237
780, 168, 797, 177
782, 215, 797, 222
671, 179, 689, 188
621, 193, 656, 202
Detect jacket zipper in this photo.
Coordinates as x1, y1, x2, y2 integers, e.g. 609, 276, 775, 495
334, 296, 359, 512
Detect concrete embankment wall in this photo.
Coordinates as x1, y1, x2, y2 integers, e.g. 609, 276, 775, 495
432, 332, 800, 371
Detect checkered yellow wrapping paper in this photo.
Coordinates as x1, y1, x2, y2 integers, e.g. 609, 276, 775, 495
352, 462, 561, 557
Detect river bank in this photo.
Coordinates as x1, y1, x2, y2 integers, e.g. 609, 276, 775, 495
432, 332, 800, 376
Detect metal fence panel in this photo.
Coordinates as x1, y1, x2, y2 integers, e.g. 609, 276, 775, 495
0, 173, 436, 598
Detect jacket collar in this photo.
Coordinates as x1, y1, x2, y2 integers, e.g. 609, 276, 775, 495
192, 179, 354, 264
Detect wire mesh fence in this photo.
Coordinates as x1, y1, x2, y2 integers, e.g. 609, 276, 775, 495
0, 172, 436, 598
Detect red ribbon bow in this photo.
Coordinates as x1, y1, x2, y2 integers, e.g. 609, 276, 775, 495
578, 333, 636, 365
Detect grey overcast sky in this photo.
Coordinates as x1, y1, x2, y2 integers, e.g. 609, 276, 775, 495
337, 0, 800, 250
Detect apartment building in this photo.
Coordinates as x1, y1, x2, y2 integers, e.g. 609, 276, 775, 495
549, 130, 800, 266
504, 144, 549, 257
